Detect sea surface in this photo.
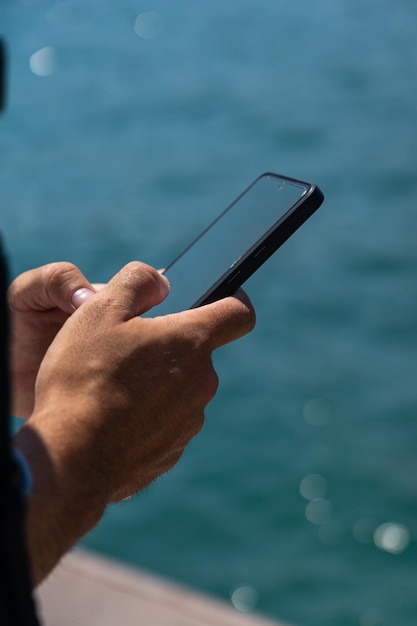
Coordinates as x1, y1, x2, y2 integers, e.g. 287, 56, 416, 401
2, 1, 417, 625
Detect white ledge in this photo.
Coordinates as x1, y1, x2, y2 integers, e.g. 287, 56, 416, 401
36, 549, 292, 626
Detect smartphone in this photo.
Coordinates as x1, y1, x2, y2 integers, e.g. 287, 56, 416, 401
149, 172, 324, 316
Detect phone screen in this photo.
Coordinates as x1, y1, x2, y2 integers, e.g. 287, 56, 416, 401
149, 173, 321, 316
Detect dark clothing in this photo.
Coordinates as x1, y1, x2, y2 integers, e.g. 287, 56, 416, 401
0, 243, 40, 625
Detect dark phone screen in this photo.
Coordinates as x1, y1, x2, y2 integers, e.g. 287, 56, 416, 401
151, 174, 309, 315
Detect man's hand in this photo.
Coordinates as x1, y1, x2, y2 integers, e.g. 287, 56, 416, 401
8, 262, 96, 418
14, 261, 256, 584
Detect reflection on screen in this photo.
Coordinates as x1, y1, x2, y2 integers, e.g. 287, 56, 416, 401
150, 174, 308, 315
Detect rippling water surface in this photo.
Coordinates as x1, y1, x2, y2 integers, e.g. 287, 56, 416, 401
2, 1, 417, 625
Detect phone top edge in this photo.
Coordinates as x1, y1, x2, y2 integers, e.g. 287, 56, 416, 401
155, 172, 325, 315
190, 177, 324, 309
162, 172, 322, 277
259, 171, 315, 190
261, 172, 325, 200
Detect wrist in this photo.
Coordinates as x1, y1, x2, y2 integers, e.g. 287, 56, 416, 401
14, 409, 108, 585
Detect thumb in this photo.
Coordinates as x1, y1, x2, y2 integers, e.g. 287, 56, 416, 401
9, 262, 96, 315
92, 261, 170, 320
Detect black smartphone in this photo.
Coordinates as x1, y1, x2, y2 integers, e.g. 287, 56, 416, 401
149, 172, 324, 316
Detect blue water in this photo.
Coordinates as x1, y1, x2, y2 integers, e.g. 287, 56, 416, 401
2, 1, 417, 624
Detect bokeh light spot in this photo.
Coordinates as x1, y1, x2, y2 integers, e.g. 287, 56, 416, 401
29, 47, 56, 77
305, 498, 332, 525
300, 473, 327, 500
231, 586, 259, 613
134, 11, 162, 40
374, 522, 410, 554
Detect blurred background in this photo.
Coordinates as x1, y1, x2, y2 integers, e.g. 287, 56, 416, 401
2, 0, 417, 625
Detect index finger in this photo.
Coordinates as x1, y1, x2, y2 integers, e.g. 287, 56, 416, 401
175, 289, 256, 351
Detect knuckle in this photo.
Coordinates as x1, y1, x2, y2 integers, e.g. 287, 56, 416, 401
121, 261, 164, 293
182, 411, 205, 441
123, 261, 158, 281
191, 412, 205, 437
44, 261, 79, 290
191, 362, 219, 407
205, 367, 219, 402
123, 260, 149, 275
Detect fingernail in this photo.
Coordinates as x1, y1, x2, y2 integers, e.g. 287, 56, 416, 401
71, 287, 96, 310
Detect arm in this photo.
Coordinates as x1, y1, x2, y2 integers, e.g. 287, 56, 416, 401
13, 262, 255, 585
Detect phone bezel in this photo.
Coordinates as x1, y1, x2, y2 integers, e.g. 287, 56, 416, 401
163, 172, 324, 309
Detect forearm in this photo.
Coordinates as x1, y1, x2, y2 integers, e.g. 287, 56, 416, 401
14, 411, 108, 586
